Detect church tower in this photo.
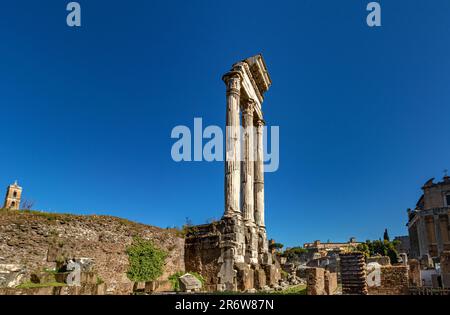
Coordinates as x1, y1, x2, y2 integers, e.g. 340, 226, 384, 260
3, 181, 22, 210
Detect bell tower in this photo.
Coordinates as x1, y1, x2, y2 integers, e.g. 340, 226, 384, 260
3, 181, 22, 210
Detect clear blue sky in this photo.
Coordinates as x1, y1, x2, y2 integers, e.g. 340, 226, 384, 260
1, 1, 449, 247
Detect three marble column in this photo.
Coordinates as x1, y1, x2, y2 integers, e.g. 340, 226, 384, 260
223, 73, 265, 229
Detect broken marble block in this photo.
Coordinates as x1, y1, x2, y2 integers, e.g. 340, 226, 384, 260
179, 273, 202, 292
0, 264, 27, 288
74, 258, 95, 273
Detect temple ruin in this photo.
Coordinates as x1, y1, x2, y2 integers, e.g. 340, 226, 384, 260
184, 55, 281, 292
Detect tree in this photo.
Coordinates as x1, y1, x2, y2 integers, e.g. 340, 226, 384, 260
20, 199, 34, 210
356, 239, 399, 264
356, 242, 370, 258
383, 229, 390, 241
269, 242, 284, 252
126, 238, 167, 287
282, 247, 308, 259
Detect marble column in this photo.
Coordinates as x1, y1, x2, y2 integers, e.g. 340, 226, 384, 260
241, 99, 255, 224
434, 214, 444, 255
254, 118, 265, 228
223, 73, 241, 217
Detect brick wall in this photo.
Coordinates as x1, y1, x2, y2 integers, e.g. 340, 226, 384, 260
368, 265, 409, 295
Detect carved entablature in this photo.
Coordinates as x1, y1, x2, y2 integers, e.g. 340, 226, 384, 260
224, 54, 272, 121
244, 55, 272, 95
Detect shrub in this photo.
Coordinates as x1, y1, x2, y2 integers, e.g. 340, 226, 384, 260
126, 237, 167, 282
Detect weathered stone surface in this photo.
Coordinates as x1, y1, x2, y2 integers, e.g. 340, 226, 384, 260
367, 265, 409, 295
307, 268, 325, 295
340, 252, 368, 295
440, 251, 450, 288
144, 280, 172, 293
0, 264, 26, 288
236, 263, 254, 291
179, 273, 202, 292
324, 271, 337, 295
367, 256, 391, 266
0, 211, 184, 294
254, 268, 266, 289
0, 282, 107, 295
408, 259, 421, 287
75, 258, 95, 272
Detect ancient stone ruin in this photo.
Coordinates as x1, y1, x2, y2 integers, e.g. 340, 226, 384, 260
185, 55, 281, 292
306, 268, 337, 295
340, 252, 368, 295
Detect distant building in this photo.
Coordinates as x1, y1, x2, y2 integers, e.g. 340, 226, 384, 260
303, 238, 361, 253
407, 175, 450, 259
393, 236, 410, 255
3, 181, 22, 210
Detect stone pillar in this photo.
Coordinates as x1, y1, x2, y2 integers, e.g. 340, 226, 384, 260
241, 99, 255, 224
223, 73, 241, 217
340, 252, 368, 295
434, 214, 444, 255
418, 217, 428, 257
254, 118, 265, 228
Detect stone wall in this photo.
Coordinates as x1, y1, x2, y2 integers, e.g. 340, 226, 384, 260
325, 270, 338, 295
306, 267, 337, 295
184, 222, 222, 292
0, 211, 185, 294
441, 251, 450, 288
185, 217, 280, 292
408, 259, 421, 287
367, 266, 409, 295
306, 268, 325, 295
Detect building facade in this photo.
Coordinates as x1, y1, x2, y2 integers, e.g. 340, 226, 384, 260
407, 176, 450, 259
303, 238, 361, 253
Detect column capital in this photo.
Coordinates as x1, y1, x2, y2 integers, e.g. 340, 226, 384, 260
222, 71, 242, 94
241, 99, 255, 116
255, 118, 266, 127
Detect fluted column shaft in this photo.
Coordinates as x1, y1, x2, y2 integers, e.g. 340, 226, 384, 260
241, 99, 255, 224
254, 119, 265, 227
223, 73, 241, 217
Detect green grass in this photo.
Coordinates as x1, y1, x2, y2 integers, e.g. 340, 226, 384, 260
43, 268, 59, 275
266, 285, 307, 295
212, 285, 307, 295
16, 281, 66, 289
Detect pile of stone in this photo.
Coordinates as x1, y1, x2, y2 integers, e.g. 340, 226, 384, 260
281, 262, 305, 286
340, 252, 367, 295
